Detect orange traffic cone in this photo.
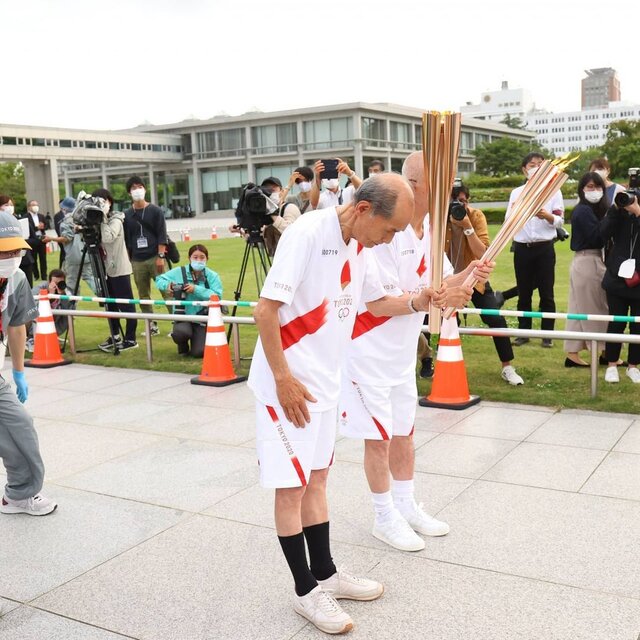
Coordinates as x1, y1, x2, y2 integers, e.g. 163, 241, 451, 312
419, 313, 480, 410
191, 295, 246, 387
184, 228, 191, 242
211, 226, 218, 240
25, 291, 71, 369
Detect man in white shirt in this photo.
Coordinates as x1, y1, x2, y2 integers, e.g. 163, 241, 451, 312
310, 159, 362, 210
506, 152, 565, 347
339, 152, 493, 552
249, 173, 454, 634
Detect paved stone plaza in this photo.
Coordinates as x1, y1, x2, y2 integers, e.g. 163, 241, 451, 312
0, 363, 639, 639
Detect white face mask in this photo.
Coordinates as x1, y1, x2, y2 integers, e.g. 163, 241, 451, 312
31, 206, 39, 214
526, 167, 539, 179
595, 169, 608, 180
0, 256, 22, 278
1, 205, 15, 216
584, 190, 603, 204
368, 172, 379, 178
131, 188, 146, 202
297, 181, 312, 193
322, 179, 340, 190
269, 192, 281, 205
100, 199, 111, 215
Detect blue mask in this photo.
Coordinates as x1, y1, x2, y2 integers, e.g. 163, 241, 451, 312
190, 260, 206, 272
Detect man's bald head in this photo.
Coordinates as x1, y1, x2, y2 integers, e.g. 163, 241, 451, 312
401, 151, 428, 216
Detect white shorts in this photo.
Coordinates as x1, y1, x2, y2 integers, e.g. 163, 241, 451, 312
256, 401, 337, 489
338, 378, 417, 440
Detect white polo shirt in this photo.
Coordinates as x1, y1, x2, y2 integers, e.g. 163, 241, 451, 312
345, 218, 454, 386
317, 186, 355, 210
248, 207, 385, 411
506, 184, 565, 244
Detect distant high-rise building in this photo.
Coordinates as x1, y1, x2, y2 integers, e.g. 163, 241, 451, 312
582, 68, 621, 109
460, 81, 536, 124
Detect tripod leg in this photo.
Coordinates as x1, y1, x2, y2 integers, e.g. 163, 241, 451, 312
88, 246, 121, 356
227, 240, 252, 342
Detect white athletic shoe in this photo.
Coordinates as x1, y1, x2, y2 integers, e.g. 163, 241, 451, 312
605, 366, 620, 383
293, 585, 353, 635
501, 365, 524, 386
626, 367, 640, 383
372, 511, 425, 552
318, 567, 384, 601
400, 502, 450, 537
0, 493, 57, 516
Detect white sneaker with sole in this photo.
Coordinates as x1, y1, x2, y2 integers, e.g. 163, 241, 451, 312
318, 567, 384, 601
605, 366, 619, 383
501, 365, 524, 386
372, 511, 425, 551
293, 585, 353, 635
626, 367, 640, 383
1, 493, 57, 516
399, 501, 450, 536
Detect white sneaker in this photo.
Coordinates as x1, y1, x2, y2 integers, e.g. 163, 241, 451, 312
293, 585, 353, 635
318, 566, 384, 601
501, 365, 524, 386
372, 511, 425, 551
605, 366, 619, 383
399, 502, 450, 537
626, 367, 640, 383
0, 493, 57, 516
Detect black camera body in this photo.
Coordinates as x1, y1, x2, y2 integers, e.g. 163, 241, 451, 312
614, 168, 640, 208
72, 194, 106, 246
448, 200, 467, 221
171, 283, 189, 315
235, 183, 275, 233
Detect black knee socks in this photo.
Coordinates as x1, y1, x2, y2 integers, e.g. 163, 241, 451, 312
303, 521, 337, 582
278, 532, 317, 597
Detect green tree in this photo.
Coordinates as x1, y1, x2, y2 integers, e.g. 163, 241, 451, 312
0, 163, 26, 212
473, 137, 546, 176
601, 120, 640, 182
501, 115, 526, 130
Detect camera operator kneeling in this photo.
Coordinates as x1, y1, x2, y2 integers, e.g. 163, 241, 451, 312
156, 244, 222, 357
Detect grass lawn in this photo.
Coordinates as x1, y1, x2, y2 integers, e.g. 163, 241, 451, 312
63, 229, 640, 414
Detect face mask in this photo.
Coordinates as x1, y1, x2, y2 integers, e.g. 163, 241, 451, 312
526, 167, 539, 179
0, 256, 22, 278
269, 192, 281, 205
322, 179, 340, 190
585, 190, 603, 204
100, 200, 111, 215
297, 181, 312, 193
1, 205, 15, 216
368, 172, 378, 178
190, 260, 206, 272
31, 206, 39, 214
595, 170, 608, 180
131, 188, 145, 202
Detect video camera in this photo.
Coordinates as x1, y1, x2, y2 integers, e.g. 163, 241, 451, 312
235, 183, 277, 234
614, 168, 640, 208
72, 191, 107, 245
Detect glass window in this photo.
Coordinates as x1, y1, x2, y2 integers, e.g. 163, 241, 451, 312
415, 124, 422, 144
59, 139, 72, 148
475, 133, 490, 146
255, 163, 299, 186
303, 117, 352, 150
197, 128, 245, 158
362, 117, 386, 146
390, 121, 411, 149
201, 167, 248, 210
2, 136, 16, 145
86, 141, 97, 149
460, 131, 474, 153
181, 135, 192, 155
108, 142, 118, 150
132, 143, 142, 151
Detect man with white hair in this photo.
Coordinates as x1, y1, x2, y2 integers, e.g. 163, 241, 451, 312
339, 152, 494, 552
249, 173, 461, 635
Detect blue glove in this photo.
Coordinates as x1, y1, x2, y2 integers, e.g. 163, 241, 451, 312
12, 369, 28, 403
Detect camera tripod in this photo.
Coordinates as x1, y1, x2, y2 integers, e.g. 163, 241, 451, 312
73, 227, 122, 355
227, 229, 271, 341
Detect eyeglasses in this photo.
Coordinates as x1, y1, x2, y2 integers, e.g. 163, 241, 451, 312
0, 250, 23, 259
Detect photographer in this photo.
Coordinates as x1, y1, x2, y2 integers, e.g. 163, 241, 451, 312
93, 188, 138, 352
27, 269, 72, 351
282, 166, 315, 213
260, 177, 301, 257
601, 186, 640, 383
155, 244, 222, 357
310, 158, 362, 210
445, 183, 524, 385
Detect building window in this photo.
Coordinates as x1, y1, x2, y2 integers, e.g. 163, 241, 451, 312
132, 143, 142, 151
201, 167, 248, 211
255, 163, 302, 187
197, 128, 246, 158
2, 136, 16, 145
390, 121, 411, 149
303, 117, 352, 150
252, 123, 297, 154
460, 131, 474, 153
86, 141, 97, 149
361, 117, 386, 146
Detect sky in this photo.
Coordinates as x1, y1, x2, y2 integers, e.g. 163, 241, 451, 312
3, 0, 637, 131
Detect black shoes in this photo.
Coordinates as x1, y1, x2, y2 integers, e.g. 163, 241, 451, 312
513, 337, 530, 347
541, 339, 553, 348
419, 357, 434, 378
564, 358, 589, 368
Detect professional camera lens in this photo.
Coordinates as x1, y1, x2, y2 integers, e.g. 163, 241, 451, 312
448, 200, 467, 221
615, 191, 636, 208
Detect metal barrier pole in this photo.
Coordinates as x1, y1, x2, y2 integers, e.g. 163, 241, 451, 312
590, 340, 598, 399
68, 316, 76, 355
144, 319, 153, 363
231, 323, 241, 368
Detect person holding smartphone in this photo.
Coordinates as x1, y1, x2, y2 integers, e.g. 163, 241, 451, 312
310, 158, 363, 209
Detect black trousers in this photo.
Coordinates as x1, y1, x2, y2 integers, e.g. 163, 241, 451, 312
471, 282, 514, 363
33, 243, 47, 281
106, 275, 137, 342
604, 292, 640, 365
172, 321, 206, 357
19, 263, 34, 287
513, 241, 556, 331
